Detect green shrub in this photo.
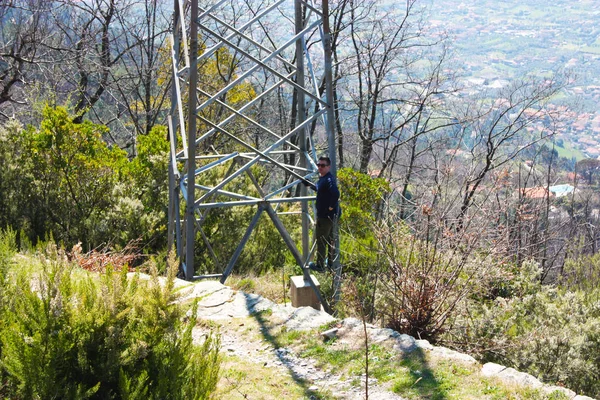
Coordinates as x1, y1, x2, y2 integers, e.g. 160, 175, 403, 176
0, 228, 17, 396
448, 260, 600, 398
0, 248, 220, 399
0, 227, 16, 274
561, 253, 600, 304
0, 110, 174, 254
235, 277, 256, 292
338, 167, 390, 239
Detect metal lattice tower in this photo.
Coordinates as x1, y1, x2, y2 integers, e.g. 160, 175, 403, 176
167, 0, 338, 308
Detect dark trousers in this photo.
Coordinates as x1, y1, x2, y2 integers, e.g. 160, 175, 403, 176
315, 217, 334, 268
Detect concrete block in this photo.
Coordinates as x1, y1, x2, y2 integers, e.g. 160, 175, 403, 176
290, 275, 321, 310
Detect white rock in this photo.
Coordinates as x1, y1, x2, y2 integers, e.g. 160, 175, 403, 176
431, 346, 477, 364
321, 327, 339, 340
284, 306, 336, 331
179, 280, 228, 303
392, 334, 417, 353
415, 339, 434, 350
481, 362, 543, 389
341, 317, 363, 329
481, 362, 507, 376
369, 327, 397, 342
542, 385, 575, 398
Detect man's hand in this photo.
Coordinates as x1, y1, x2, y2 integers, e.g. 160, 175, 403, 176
302, 180, 317, 190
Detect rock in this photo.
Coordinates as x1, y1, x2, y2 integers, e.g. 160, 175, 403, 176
179, 280, 228, 304
199, 287, 235, 308
392, 334, 417, 353
481, 362, 543, 389
431, 346, 477, 364
242, 292, 276, 313
573, 396, 596, 400
341, 317, 363, 329
369, 327, 397, 342
542, 385, 575, 398
321, 327, 339, 340
415, 339, 434, 350
284, 306, 336, 331
276, 347, 289, 355
481, 363, 505, 375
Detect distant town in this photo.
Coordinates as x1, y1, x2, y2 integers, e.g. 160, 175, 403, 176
423, 0, 600, 160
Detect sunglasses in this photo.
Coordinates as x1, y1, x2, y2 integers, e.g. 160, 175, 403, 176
316, 163, 329, 168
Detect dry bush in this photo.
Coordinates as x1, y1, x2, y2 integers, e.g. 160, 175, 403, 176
70, 241, 141, 272
374, 216, 491, 342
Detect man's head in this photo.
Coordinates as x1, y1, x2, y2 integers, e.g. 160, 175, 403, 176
317, 156, 331, 177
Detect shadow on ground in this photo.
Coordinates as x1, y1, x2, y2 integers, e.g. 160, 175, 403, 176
241, 291, 448, 399
243, 292, 330, 399
391, 346, 447, 400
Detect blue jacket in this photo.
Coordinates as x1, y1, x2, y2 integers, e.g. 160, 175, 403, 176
316, 172, 340, 219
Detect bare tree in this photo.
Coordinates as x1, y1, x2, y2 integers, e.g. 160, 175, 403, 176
342, 0, 447, 173
0, 0, 55, 119
1, 0, 172, 147
107, 0, 171, 151
453, 76, 565, 231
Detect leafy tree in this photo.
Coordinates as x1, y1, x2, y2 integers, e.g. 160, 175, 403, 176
576, 158, 600, 185
0, 120, 25, 232
338, 167, 390, 238
1, 107, 174, 252
334, 168, 390, 317
23, 106, 128, 247
103, 124, 171, 248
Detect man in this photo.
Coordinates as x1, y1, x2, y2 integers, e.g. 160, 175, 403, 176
308, 156, 339, 272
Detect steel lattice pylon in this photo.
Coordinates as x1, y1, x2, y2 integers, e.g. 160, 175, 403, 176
167, 0, 339, 309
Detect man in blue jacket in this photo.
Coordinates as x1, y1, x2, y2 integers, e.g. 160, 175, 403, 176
308, 156, 339, 272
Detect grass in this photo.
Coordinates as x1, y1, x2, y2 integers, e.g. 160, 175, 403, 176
209, 271, 579, 399
215, 354, 335, 400
277, 328, 307, 346
301, 341, 363, 374
281, 328, 572, 400
555, 140, 587, 161
228, 270, 297, 305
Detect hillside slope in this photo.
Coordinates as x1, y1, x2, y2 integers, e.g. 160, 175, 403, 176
174, 278, 596, 400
